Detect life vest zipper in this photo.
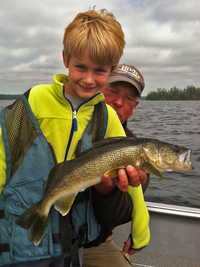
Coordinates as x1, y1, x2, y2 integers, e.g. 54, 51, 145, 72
73, 110, 78, 131
64, 91, 101, 161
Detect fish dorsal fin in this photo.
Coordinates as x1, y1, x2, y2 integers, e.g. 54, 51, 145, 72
77, 137, 127, 157
141, 162, 164, 179
54, 194, 76, 216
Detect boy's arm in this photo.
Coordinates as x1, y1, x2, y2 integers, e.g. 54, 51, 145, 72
0, 130, 6, 195
127, 185, 150, 250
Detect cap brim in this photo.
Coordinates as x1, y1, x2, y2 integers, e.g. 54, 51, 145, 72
107, 76, 141, 97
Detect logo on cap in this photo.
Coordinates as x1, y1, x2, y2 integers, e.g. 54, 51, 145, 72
117, 65, 140, 81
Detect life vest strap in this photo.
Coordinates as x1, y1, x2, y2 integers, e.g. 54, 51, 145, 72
0, 243, 10, 253
0, 210, 4, 219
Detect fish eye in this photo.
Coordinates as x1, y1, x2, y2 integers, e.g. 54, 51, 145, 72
174, 145, 180, 152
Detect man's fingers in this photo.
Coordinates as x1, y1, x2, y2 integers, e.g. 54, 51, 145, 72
126, 165, 147, 186
122, 238, 142, 255
117, 169, 129, 191
102, 175, 113, 187
122, 239, 130, 255
101, 166, 147, 191
127, 248, 142, 255
126, 165, 140, 187
137, 169, 147, 184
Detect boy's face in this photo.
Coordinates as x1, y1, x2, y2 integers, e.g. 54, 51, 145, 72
63, 49, 112, 99
101, 82, 139, 124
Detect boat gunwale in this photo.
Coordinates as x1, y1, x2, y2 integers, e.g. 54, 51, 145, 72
146, 201, 200, 218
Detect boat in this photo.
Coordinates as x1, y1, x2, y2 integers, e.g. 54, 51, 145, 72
113, 201, 200, 267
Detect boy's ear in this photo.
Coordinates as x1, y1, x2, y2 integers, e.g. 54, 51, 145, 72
62, 50, 68, 68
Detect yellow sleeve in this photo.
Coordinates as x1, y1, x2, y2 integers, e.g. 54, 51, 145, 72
0, 129, 7, 195
104, 105, 126, 138
128, 185, 150, 249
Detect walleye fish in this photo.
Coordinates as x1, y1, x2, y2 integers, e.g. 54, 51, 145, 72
16, 137, 193, 245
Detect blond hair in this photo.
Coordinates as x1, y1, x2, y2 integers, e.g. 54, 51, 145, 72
63, 7, 125, 70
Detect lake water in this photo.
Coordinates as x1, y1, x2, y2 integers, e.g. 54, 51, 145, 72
0, 100, 199, 208
128, 100, 200, 208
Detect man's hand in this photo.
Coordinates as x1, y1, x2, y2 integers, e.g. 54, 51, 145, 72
94, 165, 147, 196
122, 236, 141, 255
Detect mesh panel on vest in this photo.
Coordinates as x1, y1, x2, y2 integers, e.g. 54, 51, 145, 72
4, 97, 39, 179
88, 102, 104, 143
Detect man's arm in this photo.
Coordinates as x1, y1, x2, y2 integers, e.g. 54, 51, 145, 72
92, 186, 132, 227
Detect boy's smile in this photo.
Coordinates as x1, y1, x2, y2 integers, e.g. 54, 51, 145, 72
63, 49, 112, 99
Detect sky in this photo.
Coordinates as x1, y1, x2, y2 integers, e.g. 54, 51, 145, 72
0, 0, 200, 96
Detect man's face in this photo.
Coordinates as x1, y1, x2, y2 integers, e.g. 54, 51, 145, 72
101, 81, 139, 124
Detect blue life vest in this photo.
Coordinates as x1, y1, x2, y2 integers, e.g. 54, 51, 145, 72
0, 93, 108, 266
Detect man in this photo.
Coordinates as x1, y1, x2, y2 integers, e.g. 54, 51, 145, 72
101, 63, 150, 192
83, 63, 150, 267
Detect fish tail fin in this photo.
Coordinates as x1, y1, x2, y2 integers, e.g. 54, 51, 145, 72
15, 201, 48, 246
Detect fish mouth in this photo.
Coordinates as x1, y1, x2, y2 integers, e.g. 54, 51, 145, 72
179, 149, 194, 170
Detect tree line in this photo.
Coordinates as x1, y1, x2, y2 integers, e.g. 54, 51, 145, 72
146, 86, 200, 100
1, 86, 200, 101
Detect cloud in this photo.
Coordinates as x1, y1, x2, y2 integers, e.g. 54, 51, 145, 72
0, 0, 199, 95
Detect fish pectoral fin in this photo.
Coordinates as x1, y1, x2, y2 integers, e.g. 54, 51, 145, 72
104, 168, 121, 178
141, 162, 164, 179
54, 194, 76, 216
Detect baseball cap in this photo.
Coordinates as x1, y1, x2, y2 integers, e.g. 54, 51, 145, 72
107, 63, 145, 97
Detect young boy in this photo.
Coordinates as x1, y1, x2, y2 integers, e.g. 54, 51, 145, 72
0, 8, 149, 267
